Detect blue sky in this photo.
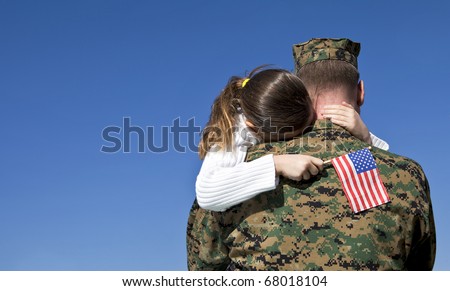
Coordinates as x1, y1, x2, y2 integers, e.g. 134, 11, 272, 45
0, 0, 449, 270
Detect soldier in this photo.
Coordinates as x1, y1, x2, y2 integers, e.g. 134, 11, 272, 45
187, 38, 436, 270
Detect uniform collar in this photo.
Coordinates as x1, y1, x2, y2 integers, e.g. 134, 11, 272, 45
311, 119, 345, 132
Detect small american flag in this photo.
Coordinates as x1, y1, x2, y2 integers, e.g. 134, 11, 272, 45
331, 148, 390, 213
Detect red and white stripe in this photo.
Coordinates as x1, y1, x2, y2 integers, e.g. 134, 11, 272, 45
332, 154, 390, 213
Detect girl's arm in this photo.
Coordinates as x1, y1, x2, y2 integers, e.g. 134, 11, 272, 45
321, 102, 389, 150
196, 147, 323, 212
195, 148, 277, 212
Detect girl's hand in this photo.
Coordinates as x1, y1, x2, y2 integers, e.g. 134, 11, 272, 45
273, 154, 323, 181
321, 102, 372, 144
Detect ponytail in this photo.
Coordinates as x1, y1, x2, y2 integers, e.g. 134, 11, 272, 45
198, 76, 247, 159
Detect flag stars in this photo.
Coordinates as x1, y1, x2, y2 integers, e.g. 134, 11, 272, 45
349, 149, 377, 174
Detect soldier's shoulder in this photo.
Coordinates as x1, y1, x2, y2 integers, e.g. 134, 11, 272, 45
373, 148, 428, 186
374, 148, 424, 170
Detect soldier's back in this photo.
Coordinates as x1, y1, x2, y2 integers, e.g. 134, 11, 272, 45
219, 120, 435, 270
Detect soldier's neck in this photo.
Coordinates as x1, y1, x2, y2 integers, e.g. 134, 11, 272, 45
312, 88, 358, 119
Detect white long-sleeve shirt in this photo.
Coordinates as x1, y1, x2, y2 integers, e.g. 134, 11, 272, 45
195, 114, 389, 212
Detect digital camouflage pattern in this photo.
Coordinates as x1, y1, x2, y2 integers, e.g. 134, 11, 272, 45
293, 38, 360, 75
187, 120, 436, 270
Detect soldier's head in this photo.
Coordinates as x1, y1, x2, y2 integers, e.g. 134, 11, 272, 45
293, 38, 365, 117
198, 66, 314, 159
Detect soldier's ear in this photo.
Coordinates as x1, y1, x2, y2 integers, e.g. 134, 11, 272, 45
357, 80, 365, 107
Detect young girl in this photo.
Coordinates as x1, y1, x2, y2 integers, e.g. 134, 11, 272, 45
196, 67, 387, 212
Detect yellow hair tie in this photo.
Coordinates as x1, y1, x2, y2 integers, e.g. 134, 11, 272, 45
241, 78, 250, 88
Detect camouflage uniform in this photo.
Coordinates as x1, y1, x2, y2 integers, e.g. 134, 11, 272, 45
186, 38, 436, 270
187, 121, 435, 270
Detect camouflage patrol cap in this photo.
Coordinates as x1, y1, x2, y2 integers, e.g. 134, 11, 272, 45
293, 38, 360, 74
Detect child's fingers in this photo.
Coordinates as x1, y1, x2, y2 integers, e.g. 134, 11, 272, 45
321, 111, 347, 119
302, 157, 323, 177
309, 157, 324, 171
302, 171, 311, 181
322, 114, 348, 123
341, 101, 355, 109
295, 156, 324, 180
322, 110, 348, 119
322, 106, 352, 117
324, 116, 350, 130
